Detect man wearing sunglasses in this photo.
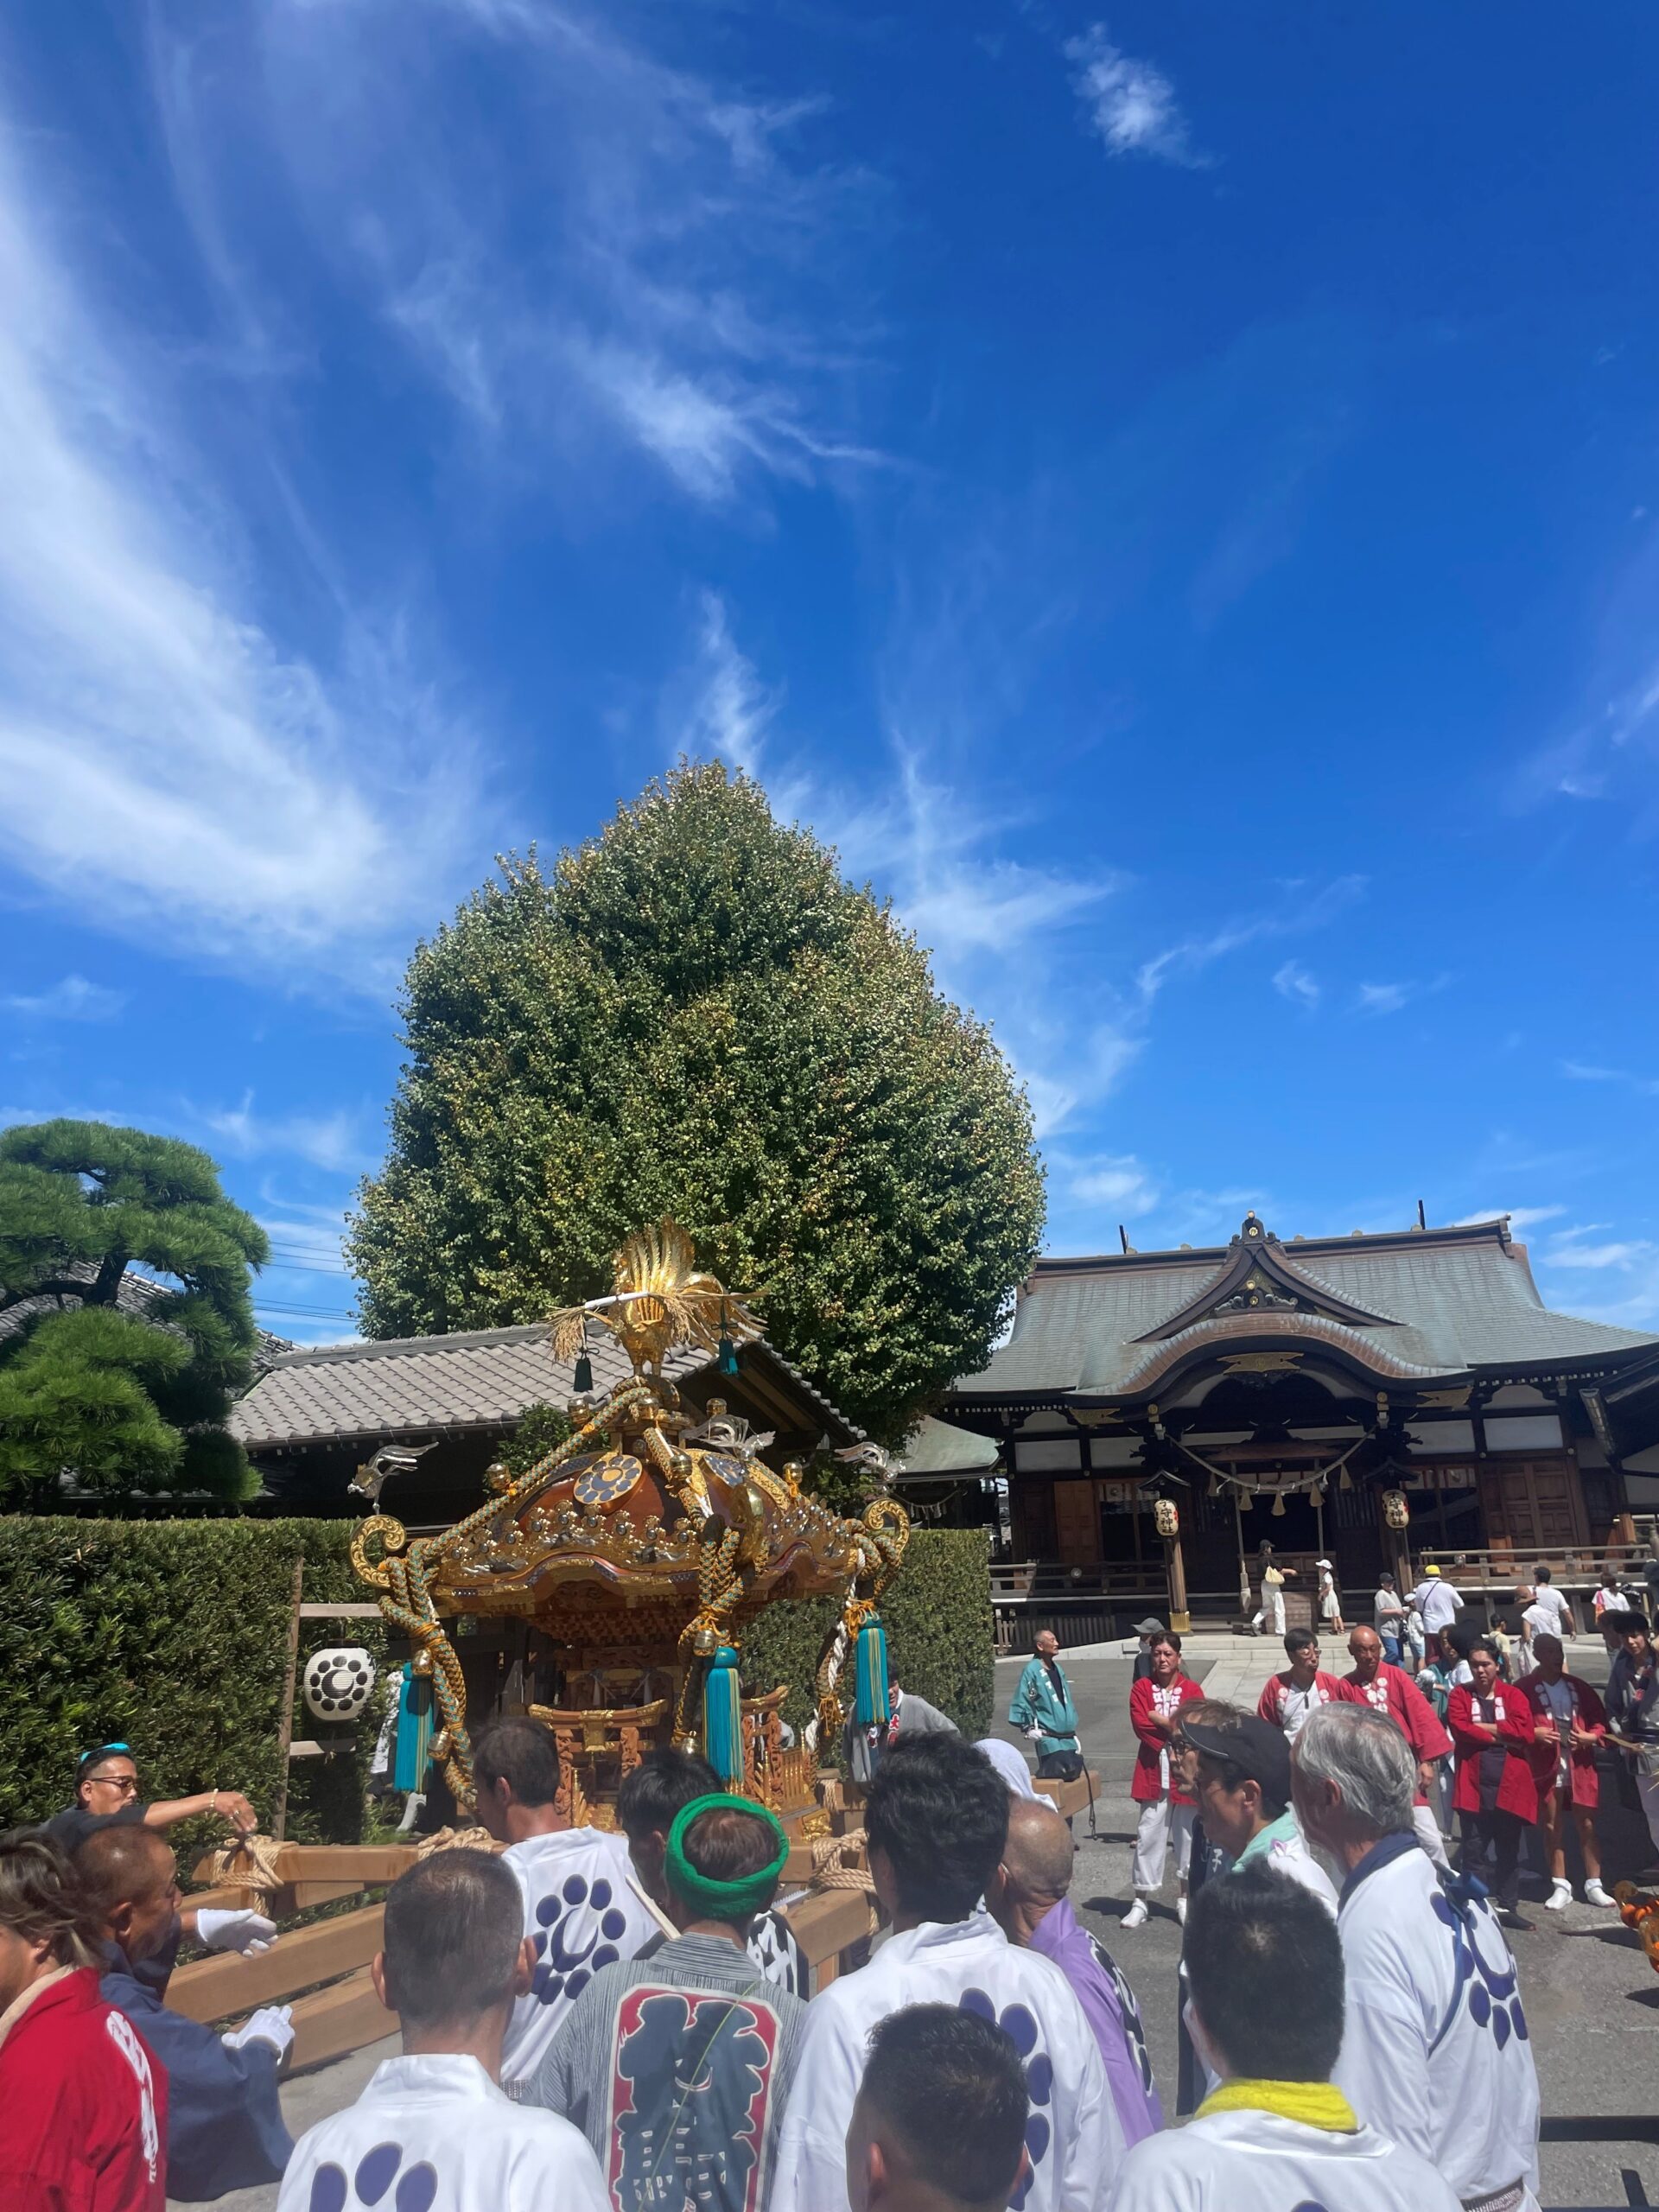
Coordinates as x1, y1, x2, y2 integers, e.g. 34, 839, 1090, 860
42, 1745, 271, 1959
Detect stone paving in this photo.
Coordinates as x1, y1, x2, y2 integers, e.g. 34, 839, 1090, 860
181, 1629, 1659, 2210
988, 1630, 1659, 2212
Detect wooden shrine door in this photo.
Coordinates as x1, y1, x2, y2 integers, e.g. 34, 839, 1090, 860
1478, 1457, 1586, 1558
1053, 1478, 1102, 1565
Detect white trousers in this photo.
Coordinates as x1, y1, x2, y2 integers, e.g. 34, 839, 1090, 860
1412, 1801, 1450, 1869
1251, 1590, 1286, 1637
1132, 1796, 1194, 1896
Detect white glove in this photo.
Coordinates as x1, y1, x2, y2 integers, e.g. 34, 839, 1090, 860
223, 2005, 294, 2058
196, 1909, 277, 1956
1025, 1726, 1045, 1742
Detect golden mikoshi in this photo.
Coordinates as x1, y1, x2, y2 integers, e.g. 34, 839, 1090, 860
352, 1220, 908, 1815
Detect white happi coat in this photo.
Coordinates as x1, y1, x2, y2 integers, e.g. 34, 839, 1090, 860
277, 2054, 608, 2212
1107, 2107, 1462, 2212
1332, 1837, 1541, 2209
499, 1827, 661, 2088
770, 1909, 1122, 2212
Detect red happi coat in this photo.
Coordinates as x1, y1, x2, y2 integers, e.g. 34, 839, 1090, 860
1447, 1683, 1540, 1821
0, 1967, 168, 2212
1129, 1672, 1204, 1804
1517, 1669, 1605, 1810
1334, 1662, 1453, 1806
1256, 1669, 1344, 1732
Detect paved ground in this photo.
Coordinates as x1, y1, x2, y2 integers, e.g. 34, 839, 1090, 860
984, 1633, 1659, 2212
179, 1631, 1659, 2211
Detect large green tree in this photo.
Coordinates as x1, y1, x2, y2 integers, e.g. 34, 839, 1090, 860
349, 764, 1045, 1440
0, 1122, 270, 1504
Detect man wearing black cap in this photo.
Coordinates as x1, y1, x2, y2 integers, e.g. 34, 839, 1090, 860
1182, 1708, 1338, 1911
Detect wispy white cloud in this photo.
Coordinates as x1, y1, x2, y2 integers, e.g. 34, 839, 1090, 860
232, 0, 881, 509
1548, 1238, 1649, 1270
191, 1091, 376, 1175
671, 592, 778, 776
1065, 26, 1205, 167
1355, 974, 1452, 1017
1560, 1058, 1659, 1096
1065, 1150, 1160, 1215
1455, 1205, 1567, 1231
1137, 875, 1364, 1002
3, 976, 127, 1021
1273, 960, 1319, 1010
0, 124, 486, 982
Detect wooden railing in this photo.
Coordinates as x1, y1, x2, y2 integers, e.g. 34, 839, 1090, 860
178, 1831, 887, 2064
990, 1562, 1166, 1603
1414, 1544, 1655, 1596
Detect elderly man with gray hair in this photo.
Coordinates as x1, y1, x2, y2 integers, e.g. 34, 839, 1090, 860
1292, 1704, 1541, 2212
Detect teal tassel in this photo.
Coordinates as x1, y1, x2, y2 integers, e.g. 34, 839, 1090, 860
393, 1666, 433, 1792
702, 1646, 744, 1788
718, 1302, 739, 1376
574, 1350, 594, 1393
853, 1614, 889, 1731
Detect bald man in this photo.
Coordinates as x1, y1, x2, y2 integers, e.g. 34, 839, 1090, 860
987, 1797, 1161, 2147
77, 1824, 293, 2200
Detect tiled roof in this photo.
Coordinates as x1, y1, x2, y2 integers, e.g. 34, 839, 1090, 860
950, 1218, 1658, 1403
0, 1265, 294, 1372
230, 1323, 860, 1450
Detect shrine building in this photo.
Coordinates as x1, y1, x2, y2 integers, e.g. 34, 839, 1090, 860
944, 1211, 1659, 1631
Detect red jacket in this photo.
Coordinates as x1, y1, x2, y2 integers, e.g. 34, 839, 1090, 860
1447, 1683, 1540, 1821
1516, 1670, 1606, 1808
0, 1967, 168, 2212
1256, 1669, 1344, 1732
1129, 1672, 1204, 1803
1334, 1663, 1453, 1805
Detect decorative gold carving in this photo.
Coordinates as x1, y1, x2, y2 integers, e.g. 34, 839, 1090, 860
353, 1218, 908, 1816
1218, 1351, 1305, 1375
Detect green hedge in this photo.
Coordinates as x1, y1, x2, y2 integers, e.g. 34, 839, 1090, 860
0, 1518, 385, 1847
0, 1520, 992, 1836
741, 1529, 993, 1745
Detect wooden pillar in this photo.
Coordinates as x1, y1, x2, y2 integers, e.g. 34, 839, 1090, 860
271, 1556, 305, 1843
1165, 1533, 1191, 1634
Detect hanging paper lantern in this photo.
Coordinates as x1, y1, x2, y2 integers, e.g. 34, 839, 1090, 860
302, 1646, 376, 1725
701, 1645, 744, 1787
1154, 1497, 1179, 1539
1382, 1488, 1410, 1530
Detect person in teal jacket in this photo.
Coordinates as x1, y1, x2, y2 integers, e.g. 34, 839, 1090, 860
1010, 1630, 1084, 1778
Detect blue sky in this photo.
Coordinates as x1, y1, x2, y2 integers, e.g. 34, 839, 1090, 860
3, 1, 1658, 1347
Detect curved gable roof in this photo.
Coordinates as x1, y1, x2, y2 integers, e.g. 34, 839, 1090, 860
950, 1216, 1657, 1406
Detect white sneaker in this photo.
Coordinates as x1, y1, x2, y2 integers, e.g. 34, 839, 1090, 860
1121, 1898, 1149, 1929
1544, 1881, 1572, 1912
1176, 1897, 1187, 1926
1584, 1878, 1616, 1908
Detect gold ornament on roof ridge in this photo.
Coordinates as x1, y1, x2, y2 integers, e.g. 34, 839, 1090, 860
548, 1217, 764, 1373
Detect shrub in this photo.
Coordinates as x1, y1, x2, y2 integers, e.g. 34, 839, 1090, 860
0, 1517, 385, 1847
741, 1529, 993, 1743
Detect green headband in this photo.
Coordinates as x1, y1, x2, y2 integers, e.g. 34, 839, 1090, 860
664, 1793, 790, 1922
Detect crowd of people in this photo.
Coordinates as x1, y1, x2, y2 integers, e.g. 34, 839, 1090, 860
0, 1570, 1652, 2212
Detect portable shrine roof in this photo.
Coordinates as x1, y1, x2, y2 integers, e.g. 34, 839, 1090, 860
947, 1215, 1657, 1411
229, 1319, 860, 1451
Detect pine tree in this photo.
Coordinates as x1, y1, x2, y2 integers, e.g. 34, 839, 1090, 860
349, 763, 1045, 1441
0, 1121, 270, 1504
